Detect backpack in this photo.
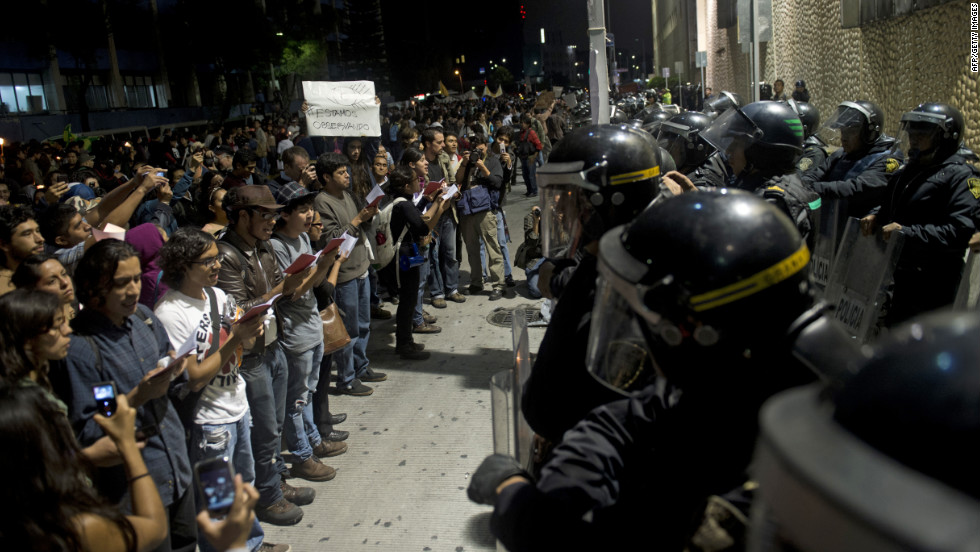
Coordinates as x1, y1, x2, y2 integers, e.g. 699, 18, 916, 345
371, 197, 409, 270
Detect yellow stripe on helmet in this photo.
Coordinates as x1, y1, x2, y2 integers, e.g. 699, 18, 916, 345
608, 165, 661, 186
689, 244, 810, 312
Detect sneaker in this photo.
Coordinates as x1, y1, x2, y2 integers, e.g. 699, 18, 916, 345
256, 498, 304, 526
326, 412, 347, 425
488, 289, 503, 301
505, 275, 516, 287
313, 440, 348, 458
447, 291, 466, 303
338, 380, 374, 396
258, 543, 292, 552
280, 479, 315, 506
423, 310, 438, 324
289, 457, 336, 482
413, 322, 442, 334
370, 305, 392, 320
431, 296, 447, 309
360, 367, 388, 382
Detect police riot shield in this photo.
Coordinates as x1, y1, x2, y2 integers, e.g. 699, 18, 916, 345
823, 217, 905, 342
809, 198, 847, 296
953, 248, 980, 310
490, 309, 535, 469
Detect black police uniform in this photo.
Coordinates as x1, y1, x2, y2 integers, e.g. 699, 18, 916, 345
873, 153, 979, 325
802, 135, 903, 218
496, 338, 818, 551
796, 135, 830, 179
520, 254, 624, 444
735, 172, 820, 250
689, 151, 733, 190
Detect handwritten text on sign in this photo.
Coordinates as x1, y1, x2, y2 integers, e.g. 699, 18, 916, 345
302, 81, 381, 137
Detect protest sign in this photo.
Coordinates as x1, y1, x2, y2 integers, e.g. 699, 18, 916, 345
302, 81, 381, 137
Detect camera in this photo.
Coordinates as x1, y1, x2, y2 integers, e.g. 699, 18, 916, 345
469, 150, 482, 165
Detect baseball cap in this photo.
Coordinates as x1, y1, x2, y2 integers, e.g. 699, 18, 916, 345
225, 185, 283, 211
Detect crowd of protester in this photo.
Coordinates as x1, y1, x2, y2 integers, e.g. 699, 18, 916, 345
0, 93, 571, 551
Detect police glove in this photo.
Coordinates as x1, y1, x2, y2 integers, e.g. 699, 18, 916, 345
467, 453, 531, 505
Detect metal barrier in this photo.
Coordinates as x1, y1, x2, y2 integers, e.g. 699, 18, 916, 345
953, 249, 980, 310
490, 307, 535, 471
824, 217, 905, 343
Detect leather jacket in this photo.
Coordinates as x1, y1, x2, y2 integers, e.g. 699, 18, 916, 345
216, 229, 283, 355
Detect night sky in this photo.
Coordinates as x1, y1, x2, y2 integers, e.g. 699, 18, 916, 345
379, 0, 652, 96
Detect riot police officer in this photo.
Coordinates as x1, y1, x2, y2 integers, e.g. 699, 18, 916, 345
786, 100, 829, 178
657, 111, 715, 175
861, 102, 979, 326
803, 100, 903, 219
750, 309, 980, 551
700, 101, 821, 248
703, 90, 744, 120
468, 191, 858, 551
521, 124, 662, 445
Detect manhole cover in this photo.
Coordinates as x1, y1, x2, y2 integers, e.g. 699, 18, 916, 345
487, 304, 544, 327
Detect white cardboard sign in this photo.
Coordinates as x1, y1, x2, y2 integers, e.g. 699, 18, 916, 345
301, 80, 380, 137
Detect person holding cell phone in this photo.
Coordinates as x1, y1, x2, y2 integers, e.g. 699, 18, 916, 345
60, 239, 198, 552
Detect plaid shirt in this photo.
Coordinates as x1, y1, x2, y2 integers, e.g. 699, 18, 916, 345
61, 305, 192, 506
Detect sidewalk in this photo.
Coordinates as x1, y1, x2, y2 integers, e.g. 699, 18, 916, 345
262, 174, 546, 551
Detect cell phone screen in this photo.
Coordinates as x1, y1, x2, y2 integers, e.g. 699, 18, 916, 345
92, 381, 117, 417
156, 171, 166, 178
195, 457, 236, 517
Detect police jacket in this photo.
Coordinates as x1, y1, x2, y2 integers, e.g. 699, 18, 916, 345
802, 136, 902, 218
688, 151, 732, 190
796, 136, 830, 179
736, 171, 820, 251
874, 154, 979, 268
521, 254, 624, 443
496, 336, 818, 551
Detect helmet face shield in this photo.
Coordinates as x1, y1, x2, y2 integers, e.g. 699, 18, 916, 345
817, 102, 871, 150
537, 161, 600, 258
586, 276, 661, 396
896, 111, 945, 163
701, 107, 764, 158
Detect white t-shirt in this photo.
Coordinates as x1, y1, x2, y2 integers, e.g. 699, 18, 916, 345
154, 287, 248, 424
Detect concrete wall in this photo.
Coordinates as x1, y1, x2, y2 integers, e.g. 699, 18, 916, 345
706, 0, 978, 152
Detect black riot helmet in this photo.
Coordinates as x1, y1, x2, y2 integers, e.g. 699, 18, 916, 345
640, 111, 671, 137
817, 100, 884, 151
537, 124, 662, 259
897, 102, 965, 165
587, 190, 813, 393
703, 90, 744, 119
657, 111, 715, 174
749, 310, 980, 551
785, 99, 820, 138
701, 101, 804, 175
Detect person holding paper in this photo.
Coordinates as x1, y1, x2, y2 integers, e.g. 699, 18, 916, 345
271, 183, 351, 483
380, 165, 451, 360
421, 128, 464, 309
154, 228, 282, 552
312, 153, 380, 396
215, 185, 314, 526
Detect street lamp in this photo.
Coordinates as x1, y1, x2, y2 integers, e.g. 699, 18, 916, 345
454, 69, 463, 93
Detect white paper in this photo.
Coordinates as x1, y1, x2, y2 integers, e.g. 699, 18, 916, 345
442, 184, 458, 200
92, 222, 126, 242
302, 81, 381, 137
239, 293, 282, 323
174, 332, 198, 361
365, 183, 385, 206
339, 232, 359, 257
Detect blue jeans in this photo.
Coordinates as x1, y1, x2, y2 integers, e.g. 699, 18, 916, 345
525, 257, 546, 299
521, 156, 538, 194
283, 342, 324, 461
426, 234, 445, 299
481, 209, 512, 279
429, 213, 460, 296
240, 343, 287, 507
414, 250, 430, 327
334, 276, 371, 387
190, 416, 265, 552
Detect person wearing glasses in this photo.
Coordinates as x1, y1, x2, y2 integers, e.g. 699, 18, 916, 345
215, 185, 313, 526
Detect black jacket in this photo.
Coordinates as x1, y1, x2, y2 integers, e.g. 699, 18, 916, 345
688, 151, 732, 190
735, 171, 820, 251
803, 135, 902, 218
796, 135, 830, 179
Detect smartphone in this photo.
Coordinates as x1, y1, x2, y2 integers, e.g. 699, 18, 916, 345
156, 171, 166, 178
194, 456, 237, 517
92, 381, 117, 417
